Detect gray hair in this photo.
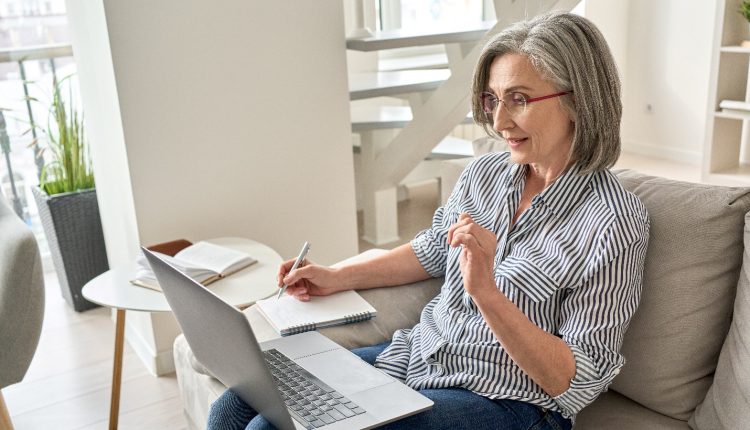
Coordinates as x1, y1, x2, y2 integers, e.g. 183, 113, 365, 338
471, 12, 621, 173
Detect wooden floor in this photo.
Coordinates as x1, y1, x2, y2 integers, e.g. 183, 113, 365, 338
2, 152, 702, 429
2, 273, 187, 430
1, 190, 439, 430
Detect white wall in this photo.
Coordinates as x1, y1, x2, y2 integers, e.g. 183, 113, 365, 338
584, 0, 629, 80
581, 0, 718, 166
64, 0, 138, 271
620, 0, 717, 164
65, 0, 358, 374
104, 0, 358, 265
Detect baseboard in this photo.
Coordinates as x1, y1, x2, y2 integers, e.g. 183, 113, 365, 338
622, 139, 702, 165
124, 317, 176, 376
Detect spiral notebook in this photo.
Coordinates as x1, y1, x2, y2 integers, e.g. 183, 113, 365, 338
255, 290, 377, 336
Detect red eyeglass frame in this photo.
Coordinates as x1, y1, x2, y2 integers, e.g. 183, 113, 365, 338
481, 90, 573, 114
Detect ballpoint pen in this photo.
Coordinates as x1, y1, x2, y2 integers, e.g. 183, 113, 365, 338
276, 241, 310, 300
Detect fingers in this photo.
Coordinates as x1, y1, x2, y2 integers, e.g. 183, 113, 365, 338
282, 264, 313, 286
276, 257, 310, 286
447, 213, 473, 245
449, 216, 497, 257
284, 284, 309, 301
451, 230, 481, 251
295, 292, 311, 302
277, 258, 295, 286
449, 221, 482, 249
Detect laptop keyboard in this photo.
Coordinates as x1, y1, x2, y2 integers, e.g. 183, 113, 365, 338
263, 349, 366, 429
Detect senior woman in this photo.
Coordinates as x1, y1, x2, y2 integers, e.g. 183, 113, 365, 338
208, 11, 649, 430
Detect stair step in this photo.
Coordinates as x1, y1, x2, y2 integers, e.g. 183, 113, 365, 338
379, 53, 448, 72
349, 69, 450, 100
353, 135, 472, 160
351, 106, 474, 132
346, 21, 495, 52
427, 136, 474, 159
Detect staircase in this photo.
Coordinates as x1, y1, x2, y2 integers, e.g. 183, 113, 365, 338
346, 0, 580, 245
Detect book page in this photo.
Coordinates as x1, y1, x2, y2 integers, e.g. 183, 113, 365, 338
255, 290, 376, 332
133, 250, 217, 286
175, 241, 255, 274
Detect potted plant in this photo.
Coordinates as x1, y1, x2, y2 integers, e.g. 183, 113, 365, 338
741, 0, 750, 47
31, 76, 108, 312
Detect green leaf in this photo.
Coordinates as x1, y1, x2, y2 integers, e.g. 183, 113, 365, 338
38, 73, 96, 195
741, 1, 750, 22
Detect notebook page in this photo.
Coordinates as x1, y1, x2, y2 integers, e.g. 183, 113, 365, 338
256, 290, 376, 331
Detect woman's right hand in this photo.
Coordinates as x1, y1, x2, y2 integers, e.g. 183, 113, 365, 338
276, 259, 344, 301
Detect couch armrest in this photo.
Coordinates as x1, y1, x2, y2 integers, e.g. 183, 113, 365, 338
189, 249, 443, 376
316, 248, 442, 349
439, 137, 506, 204
441, 158, 472, 205
319, 276, 442, 349
174, 249, 443, 429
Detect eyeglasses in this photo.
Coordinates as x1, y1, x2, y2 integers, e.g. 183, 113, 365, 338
480, 90, 573, 117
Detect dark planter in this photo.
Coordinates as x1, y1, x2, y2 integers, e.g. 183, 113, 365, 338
32, 187, 108, 312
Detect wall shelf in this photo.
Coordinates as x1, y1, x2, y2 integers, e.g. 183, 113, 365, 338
715, 109, 750, 120
720, 45, 750, 54
704, 0, 750, 185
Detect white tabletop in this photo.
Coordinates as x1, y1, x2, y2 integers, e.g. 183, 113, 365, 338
82, 237, 283, 312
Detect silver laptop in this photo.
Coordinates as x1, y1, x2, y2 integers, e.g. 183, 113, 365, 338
143, 248, 432, 430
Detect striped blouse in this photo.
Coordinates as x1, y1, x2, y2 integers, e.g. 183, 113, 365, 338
373, 151, 650, 420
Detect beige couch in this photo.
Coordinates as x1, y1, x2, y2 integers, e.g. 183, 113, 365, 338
174, 154, 750, 430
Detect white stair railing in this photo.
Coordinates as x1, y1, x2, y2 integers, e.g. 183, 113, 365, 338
369, 0, 581, 189
356, 0, 581, 245
349, 0, 374, 38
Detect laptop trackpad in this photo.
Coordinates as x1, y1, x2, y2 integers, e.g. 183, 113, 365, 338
296, 349, 392, 395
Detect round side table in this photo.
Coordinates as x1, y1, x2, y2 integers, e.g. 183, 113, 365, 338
82, 237, 282, 430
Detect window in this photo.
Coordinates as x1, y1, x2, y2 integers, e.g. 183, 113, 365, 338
375, 0, 494, 63
378, 0, 491, 32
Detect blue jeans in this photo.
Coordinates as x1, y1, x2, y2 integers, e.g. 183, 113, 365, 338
207, 342, 573, 430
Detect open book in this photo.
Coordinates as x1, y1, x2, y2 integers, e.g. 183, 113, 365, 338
255, 290, 377, 336
132, 240, 257, 291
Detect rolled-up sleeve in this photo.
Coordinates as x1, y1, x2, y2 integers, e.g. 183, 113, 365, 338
553, 214, 650, 417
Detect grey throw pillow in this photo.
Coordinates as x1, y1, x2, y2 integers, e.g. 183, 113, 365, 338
689, 212, 750, 429
471, 136, 506, 156
611, 170, 750, 420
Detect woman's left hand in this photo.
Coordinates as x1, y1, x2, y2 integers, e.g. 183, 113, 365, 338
447, 213, 498, 297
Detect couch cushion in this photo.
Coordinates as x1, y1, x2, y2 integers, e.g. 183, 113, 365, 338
689, 211, 750, 429
186, 249, 443, 374
440, 158, 472, 204
319, 249, 443, 349
471, 136, 506, 156
577, 390, 689, 430
318, 277, 442, 349
610, 170, 750, 420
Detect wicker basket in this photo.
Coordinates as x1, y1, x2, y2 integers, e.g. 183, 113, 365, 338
32, 187, 108, 312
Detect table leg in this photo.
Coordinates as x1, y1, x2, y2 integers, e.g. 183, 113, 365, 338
109, 309, 126, 430
0, 390, 13, 430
